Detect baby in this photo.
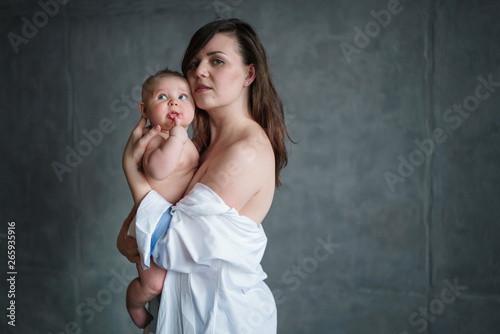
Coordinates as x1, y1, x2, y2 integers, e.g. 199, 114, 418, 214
125, 68, 199, 328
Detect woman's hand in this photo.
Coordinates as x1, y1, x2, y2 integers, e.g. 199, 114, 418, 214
119, 118, 160, 262
123, 116, 161, 174
117, 207, 140, 263
123, 117, 161, 205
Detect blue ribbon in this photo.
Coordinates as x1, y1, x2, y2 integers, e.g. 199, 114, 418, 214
150, 206, 172, 256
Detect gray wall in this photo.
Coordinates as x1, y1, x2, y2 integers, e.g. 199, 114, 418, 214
1, 0, 499, 333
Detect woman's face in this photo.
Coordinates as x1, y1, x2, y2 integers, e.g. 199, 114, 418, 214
186, 33, 252, 112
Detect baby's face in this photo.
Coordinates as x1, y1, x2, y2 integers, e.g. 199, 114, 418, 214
142, 76, 195, 131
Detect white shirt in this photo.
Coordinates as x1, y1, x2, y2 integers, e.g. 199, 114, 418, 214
135, 183, 277, 334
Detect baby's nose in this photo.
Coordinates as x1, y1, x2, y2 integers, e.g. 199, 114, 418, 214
169, 99, 179, 106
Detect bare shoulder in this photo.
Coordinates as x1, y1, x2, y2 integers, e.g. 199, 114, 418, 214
225, 127, 274, 175
200, 123, 275, 222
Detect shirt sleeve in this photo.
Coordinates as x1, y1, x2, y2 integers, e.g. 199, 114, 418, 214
151, 207, 267, 277
135, 190, 173, 270
135, 183, 267, 279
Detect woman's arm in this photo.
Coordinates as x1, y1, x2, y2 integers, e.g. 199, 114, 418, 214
117, 206, 140, 263
118, 117, 161, 262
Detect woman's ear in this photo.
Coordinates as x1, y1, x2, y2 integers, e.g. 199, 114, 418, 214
245, 64, 256, 86
139, 102, 148, 118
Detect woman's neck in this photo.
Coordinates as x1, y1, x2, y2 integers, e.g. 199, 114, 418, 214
207, 103, 253, 147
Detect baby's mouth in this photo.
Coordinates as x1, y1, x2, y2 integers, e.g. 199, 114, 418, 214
168, 111, 179, 120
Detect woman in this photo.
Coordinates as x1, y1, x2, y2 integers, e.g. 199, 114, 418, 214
117, 18, 291, 333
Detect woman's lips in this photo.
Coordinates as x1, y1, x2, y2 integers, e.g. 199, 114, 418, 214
195, 83, 212, 93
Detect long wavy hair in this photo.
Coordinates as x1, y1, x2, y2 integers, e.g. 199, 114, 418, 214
181, 18, 292, 187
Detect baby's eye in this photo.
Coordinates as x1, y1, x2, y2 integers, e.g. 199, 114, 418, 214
158, 94, 167, 100
179, 94, 188, 100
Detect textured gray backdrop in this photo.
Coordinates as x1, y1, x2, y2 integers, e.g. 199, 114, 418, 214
1, 0, 499, 333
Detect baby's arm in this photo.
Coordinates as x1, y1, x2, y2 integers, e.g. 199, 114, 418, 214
143, 118, 189, 181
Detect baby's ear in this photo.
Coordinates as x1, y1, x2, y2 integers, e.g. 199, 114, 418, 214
139, 102, 148, 118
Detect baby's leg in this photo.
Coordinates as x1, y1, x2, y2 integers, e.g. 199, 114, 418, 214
126, 259, 166, 329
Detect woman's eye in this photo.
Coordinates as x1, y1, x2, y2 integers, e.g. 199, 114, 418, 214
189, 61, 199, 69
179, 94, 188, 100
158, 94, 167, 100
212, 59, 224, 65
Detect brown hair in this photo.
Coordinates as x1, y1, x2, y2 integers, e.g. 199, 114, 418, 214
181, 18, 292, 187
141, 67, 185, 102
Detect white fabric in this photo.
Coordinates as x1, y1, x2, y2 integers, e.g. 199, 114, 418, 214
127, 217, 160, 334
127, 216, 136, 238
127, 216, 139, 239
135, 183, 277, 334
134, 189, 174, 270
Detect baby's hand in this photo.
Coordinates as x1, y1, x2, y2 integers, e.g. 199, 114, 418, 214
169, 117, 188, 144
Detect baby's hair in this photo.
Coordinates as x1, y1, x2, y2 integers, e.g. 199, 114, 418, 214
142, 67, 186, 102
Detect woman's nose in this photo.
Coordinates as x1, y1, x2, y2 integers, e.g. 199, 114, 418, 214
194, 61, 208, 78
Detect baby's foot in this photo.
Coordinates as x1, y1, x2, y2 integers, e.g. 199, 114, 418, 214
128, 307, 154, 329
